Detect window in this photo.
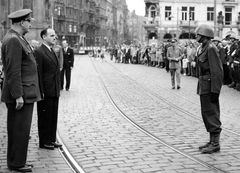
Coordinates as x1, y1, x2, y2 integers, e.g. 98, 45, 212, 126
165, 6, 172, 20
207, 7, 214, 21
189, 7, 195, 20
182, 7, 187, 21
150, 6, 156, 18
225, 7, 232, 25
74, 25, 77, 33
69, 24, 72, 32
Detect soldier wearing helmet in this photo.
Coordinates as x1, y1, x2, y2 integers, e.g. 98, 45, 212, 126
195, 24, 223, 154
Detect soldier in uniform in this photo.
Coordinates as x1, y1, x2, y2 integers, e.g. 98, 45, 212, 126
1, 9, 41, 172
167, 39, 184, 89
195, 24, 223, 154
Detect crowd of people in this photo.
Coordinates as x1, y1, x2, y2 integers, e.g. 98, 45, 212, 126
105, 33, 240, 92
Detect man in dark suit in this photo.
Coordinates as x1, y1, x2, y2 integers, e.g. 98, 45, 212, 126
1, 9, 41, 172
34, 28, 62, 150
61, 40, 74, 91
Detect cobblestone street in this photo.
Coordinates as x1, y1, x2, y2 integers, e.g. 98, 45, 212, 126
1, 55, 240, 173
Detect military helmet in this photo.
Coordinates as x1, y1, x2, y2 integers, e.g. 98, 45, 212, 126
195, 24, 214, 38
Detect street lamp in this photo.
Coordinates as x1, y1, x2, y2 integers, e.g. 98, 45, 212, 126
189, 10, 191, 39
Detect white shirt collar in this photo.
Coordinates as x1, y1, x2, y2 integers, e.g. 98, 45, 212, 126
42, 42, 52, 51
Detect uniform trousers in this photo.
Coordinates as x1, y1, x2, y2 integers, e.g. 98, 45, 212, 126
60, 67, 71, 90
37, 97, 59, 145
6, 103, 34, 169
170, 68, 181, 87
200, 94, 222, 133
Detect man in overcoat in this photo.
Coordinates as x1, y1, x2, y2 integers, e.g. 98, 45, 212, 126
34, 28, 62, 150
1, 9, 41, 172
61, 40, 74, 91
195, 24, 223, 154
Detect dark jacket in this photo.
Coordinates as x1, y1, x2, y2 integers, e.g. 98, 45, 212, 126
197, 41, 223, 95
34, 44, 61, 98
62, 47, 74, 68
1, 29, 41, 103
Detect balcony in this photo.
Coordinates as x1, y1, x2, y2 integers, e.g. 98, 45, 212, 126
222, 0, 238, 6
179, 20, 198, 27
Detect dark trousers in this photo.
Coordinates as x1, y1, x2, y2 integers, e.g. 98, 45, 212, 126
60, 67, 71, 90
200, 94, 222, 133
223, 64, 231, 85
164, 58, 169, 72
37, 97, 59, 145
6, 103, 34, 169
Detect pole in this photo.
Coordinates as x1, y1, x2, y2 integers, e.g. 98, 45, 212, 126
189, 9, 191, 39
214, 0, 217, 36
51, 13, 54, 29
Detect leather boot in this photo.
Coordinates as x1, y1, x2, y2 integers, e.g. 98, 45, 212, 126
201, 133, 220, 154
199, 133, 212, 151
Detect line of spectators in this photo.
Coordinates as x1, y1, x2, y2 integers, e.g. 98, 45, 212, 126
106, 35, 240, 92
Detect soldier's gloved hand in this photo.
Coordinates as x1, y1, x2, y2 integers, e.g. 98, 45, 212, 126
210, 92, 219, 103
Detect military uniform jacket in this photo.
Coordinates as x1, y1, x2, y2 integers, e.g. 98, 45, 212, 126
34, 44, 61, 98
167, 46, 183, 69
1, 29, 41, 103
62, 47, 74, 68
196, 41, 223, 95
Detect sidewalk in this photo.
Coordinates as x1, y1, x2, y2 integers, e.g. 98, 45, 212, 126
0, 96, 72, 173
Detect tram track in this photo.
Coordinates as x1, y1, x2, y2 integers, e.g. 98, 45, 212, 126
57, 132, 86, 173
106, 61, 240, 138
91, 58, 228, 173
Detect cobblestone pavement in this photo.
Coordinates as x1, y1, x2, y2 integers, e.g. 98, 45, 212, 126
1, 54, 240, 173
0, 92, 73, 171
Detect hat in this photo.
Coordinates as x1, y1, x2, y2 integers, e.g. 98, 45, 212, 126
171, 38, 177, 43
8, 9, 33, 23
212, 37, 222, 42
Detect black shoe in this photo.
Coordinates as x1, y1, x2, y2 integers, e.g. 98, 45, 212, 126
40, 144, 54, 150
10, 165, 33, 172
52, 142, 62, 148
199, 142, 211, 151
201, 142, 220, 154
172, 86, 175, 89
177, 86, 181, 89
66, 88, 69, 91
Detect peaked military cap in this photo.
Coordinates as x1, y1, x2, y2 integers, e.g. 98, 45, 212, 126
8, 9, 33, 23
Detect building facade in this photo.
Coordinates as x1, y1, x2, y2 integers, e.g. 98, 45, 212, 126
144, 0, 240, 43
0, 0, 131, 47
128, 11, 146, 45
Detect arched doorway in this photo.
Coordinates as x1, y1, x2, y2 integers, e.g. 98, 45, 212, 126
179, 32, 196, 39
148, 32, 158, 39
163, 33, 172, 40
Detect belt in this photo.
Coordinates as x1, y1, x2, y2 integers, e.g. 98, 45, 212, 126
199, 74, 211, 80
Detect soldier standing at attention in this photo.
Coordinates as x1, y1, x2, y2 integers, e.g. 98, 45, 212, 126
1, 9, 41, 172
195, 24, 223, 154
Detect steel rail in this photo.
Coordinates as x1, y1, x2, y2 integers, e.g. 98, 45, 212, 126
91, 59, 227, 173
57, 131, 86, 173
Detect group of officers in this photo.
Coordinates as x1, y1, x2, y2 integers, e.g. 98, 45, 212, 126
0, 9, 74, 172
0, 7, 229, 173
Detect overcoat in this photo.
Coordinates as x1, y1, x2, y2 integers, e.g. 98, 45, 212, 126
1, 29, 41, 103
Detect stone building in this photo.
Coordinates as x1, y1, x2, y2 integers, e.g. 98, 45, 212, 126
0, 0, 130, 47
128, 11, 146, 45
144, 0, 240, 43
